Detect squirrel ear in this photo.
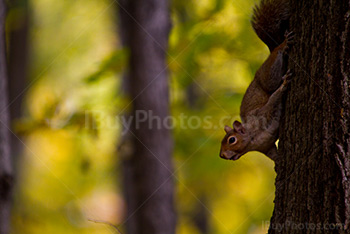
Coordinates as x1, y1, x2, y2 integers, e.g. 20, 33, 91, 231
224, 125, 233, 134
233, 121, 245, 134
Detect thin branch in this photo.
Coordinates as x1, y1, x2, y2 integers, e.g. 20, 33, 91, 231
88, 219, 123, 234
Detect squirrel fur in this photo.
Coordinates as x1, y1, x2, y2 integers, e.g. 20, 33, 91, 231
220, 0, 294, 161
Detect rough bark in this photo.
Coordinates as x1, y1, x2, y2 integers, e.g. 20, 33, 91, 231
117, 0, 176, 233
270, 1, 350, 233
0, 1, 14, 234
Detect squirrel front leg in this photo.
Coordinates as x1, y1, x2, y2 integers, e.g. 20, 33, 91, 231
256, 70, 292, 161
252, 70, 292, 161
258, 70, 293, 120
259, 32, 294, 125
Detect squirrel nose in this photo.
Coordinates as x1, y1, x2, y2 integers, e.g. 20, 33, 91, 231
220, 151, 230, 159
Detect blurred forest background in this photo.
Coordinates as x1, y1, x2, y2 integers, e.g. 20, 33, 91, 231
6, 0, 276, 233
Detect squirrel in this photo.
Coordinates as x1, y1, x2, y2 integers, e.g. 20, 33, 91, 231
220, 0, 294, 161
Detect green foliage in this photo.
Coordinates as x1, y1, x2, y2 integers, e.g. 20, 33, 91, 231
11, 0, 275, 233
84, 49, 128, 84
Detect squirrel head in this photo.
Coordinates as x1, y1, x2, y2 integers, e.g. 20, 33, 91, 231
220, 121, 249, 160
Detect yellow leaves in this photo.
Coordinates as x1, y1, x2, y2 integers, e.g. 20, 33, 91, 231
208, 3, 241, 37
198, 48, 251, 93
209, 152, 275, 233
13, 0, 278, 233
178, 221, 202, 234
26, 129, 74, 168
213, 197, 247, 232
27, 83, 58, 121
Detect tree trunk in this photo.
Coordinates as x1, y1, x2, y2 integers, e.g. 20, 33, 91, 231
0, 1, 14, 233
270, 0, 350, 233
8, 0, 29, 161
117, 0, 139, 232
117, 0, 176, 233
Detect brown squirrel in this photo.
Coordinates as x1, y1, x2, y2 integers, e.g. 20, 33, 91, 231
220, 0, 294, 161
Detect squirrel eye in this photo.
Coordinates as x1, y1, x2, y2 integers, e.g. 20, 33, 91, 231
228, 137, 236, 144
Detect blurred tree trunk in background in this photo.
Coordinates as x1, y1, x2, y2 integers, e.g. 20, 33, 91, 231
117, 0, 176, 233
117, 0, 138, 233
193, 196, 210, 234
8, 0, 29, 161
0, 1, 14, 234
270, 0, 350, 233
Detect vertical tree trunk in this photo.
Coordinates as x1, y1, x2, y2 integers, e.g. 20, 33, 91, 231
8, 0, 29, 161
118, 0, 176, 233
117, 0, 139, 233
0, 1, 13, 234
270, 0, 350, 233
8, 0, 29, 123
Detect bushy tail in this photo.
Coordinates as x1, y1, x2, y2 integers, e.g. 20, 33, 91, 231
251, 0, 290, 52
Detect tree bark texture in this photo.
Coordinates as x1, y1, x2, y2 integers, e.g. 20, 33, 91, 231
0, 1, 14, 234
270, 1, 350, 233
118, 0, 176, 233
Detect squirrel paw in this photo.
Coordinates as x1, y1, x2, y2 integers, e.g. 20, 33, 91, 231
283, 31, 295, 53
282, 69, 293, 87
